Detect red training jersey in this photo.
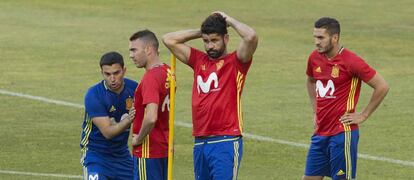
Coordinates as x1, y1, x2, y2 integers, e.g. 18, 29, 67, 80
188, 48, 252, 137
306, 48, 376, 136
132, 64, 170, 158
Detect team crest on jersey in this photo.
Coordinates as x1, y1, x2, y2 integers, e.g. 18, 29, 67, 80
331, 64, 339, 78
315, 66, 321, 73
125, 97, 133, 110
216, 60, 224, 71
201, 64, 206, 71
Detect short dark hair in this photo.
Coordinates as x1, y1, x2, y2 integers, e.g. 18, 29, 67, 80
201, 13, 228, 35
99, 51, 124, 68
314, 17, 340, 35
129, 29, 159, 50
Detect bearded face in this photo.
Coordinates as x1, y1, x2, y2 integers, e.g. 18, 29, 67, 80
313, 28, 337, 54
202, 33, 228, 59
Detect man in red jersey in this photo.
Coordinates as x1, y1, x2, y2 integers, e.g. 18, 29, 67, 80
302, 17, 389, 180
163, 11, 258, 180
129, 29, 171, 180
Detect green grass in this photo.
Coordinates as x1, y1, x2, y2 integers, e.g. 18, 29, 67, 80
0, 0, 413, 179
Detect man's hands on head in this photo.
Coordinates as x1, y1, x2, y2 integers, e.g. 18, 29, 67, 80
212, 11, 232, 27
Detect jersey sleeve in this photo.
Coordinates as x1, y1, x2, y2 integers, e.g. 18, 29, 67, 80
84, 88, 108, 118
141, 73, 161, 105
348, 55, 376, 82
306, 53, 315, 77
188, 47, 204, 69
233, 51, 252, 73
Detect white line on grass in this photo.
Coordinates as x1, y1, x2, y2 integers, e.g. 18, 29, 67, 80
0, 89, 83, 109
0, 170, 81, 179
0, 89, 413, 178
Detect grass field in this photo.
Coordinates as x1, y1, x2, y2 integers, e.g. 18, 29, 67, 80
1, 0, 413, 179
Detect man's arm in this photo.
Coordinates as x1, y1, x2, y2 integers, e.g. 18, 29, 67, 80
131, 103, 158, 146
306, 76, 317, 128
214, 11, 258, 63
162, 30, 202, 65
340, 73, 389, 124
92, 107, 136, 139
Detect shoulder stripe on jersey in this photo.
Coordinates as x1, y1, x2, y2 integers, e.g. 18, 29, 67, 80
80, 116, 92, 145
142, 138, 146, 158
141, 136, 150, 158
146, 135, 150, 158
346, 77, 359, 114
236, 71, 244, 134
343, 77, 359, 132
80, 114, 93, 164
342, 77, 358, 180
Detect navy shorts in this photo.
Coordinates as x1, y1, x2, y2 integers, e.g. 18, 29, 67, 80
305, 130, 359, 180
82, 156, 133, 180
133, 157, 168, 180
193, 136, 243, 180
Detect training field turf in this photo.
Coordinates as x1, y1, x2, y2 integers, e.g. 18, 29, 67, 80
0, 0, 413, 179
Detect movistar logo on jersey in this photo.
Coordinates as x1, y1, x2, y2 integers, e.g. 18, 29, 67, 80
197, 72, 220, 94
88, 174, 99, 180
316, 80, 336, 98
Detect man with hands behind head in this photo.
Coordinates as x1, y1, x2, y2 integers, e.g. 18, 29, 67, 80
163, 11, 258, 180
